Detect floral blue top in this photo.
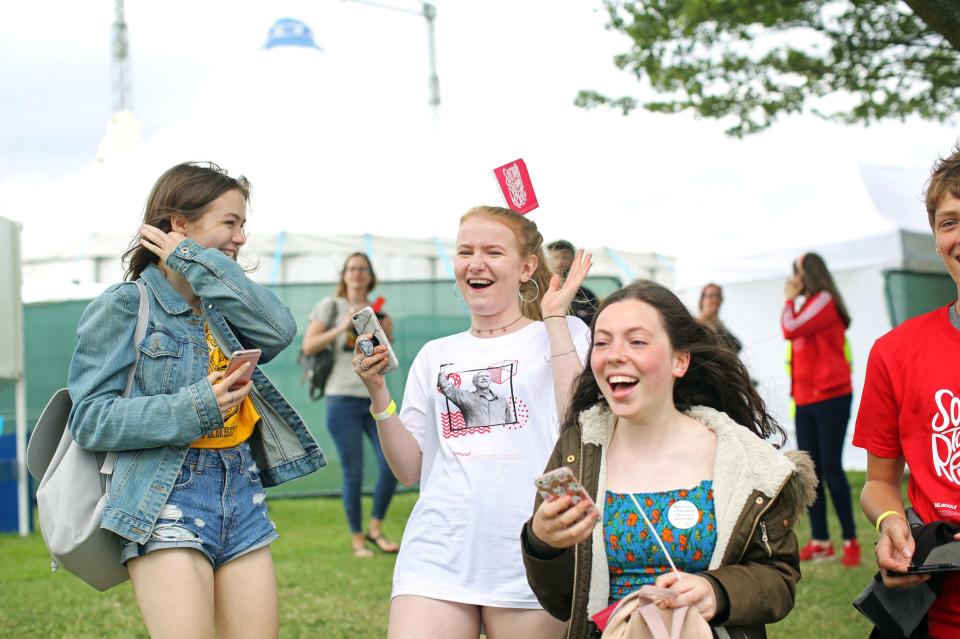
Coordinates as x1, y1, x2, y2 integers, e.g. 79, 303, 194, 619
605, 480, 717, 604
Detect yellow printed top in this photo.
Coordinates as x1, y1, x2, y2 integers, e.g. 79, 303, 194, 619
191, 323, 260, 448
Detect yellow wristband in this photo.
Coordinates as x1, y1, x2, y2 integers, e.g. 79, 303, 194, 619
370, 399, 397, 422
875, 510, 905, 534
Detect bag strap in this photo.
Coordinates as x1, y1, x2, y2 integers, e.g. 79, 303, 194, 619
327, 297, 342, 338
124, 280, 150, 396
669, 606, 689, 639
636, 600, 672, 639
101, 280, 150, 477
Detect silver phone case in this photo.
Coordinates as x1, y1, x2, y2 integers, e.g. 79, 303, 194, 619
351, 306, 399, 374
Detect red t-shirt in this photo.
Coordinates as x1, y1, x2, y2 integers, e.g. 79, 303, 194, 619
853, 304, 960, 635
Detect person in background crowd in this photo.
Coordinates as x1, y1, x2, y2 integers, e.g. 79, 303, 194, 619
353, 205, 592, 638
854, 144, 960, 637
698, 282, 743, 353
782, 252, 859, 566
522, 281, 814, 638
302, 252, 399, 558
68, 162, 324, 637
547, 239, 599, 327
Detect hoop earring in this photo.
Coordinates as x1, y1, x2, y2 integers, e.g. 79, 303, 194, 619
519, 279, 540, 304
453, 282, 465, 303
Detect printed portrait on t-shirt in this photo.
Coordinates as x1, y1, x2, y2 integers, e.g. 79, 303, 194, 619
438, 362, 519, 430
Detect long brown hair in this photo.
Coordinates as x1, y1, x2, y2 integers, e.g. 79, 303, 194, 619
335, 252, 378, 298
122, 162, 251, 281
561, 281, 784, 444
459, 205, 553, 321
794, 253, 851, 328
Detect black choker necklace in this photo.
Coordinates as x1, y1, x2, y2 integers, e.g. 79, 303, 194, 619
471, 315, 524, 335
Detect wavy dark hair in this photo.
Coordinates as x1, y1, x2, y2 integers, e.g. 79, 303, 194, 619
122, 162, 251, 281
794, 252, 851, 328
561, 280, 785, 444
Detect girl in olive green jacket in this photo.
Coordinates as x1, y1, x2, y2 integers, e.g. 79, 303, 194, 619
521, 281, 816, 639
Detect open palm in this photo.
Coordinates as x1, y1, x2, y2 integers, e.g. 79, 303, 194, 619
541, 249, 592, 318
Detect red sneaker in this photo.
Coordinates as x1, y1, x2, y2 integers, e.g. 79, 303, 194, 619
799, 540, 835, 562
842, 538, 861, 567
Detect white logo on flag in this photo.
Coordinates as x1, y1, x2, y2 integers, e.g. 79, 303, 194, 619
502, 163, 527, 208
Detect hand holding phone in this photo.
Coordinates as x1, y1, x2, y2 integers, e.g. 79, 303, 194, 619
224, 349, 261, 390
886, 541, 960, 577
352, 306, 399, 374
531, 466, 599, 549
535, 466, 596, 510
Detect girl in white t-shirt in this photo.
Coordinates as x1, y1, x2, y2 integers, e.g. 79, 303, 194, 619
353, 205, 593, 639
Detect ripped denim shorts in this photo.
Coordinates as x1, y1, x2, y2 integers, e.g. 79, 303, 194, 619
120, 441, 279, 569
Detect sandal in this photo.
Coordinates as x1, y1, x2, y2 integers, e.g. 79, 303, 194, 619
365, 532, 400, 554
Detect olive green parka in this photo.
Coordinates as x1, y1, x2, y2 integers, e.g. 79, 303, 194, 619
521, 405, 817, 639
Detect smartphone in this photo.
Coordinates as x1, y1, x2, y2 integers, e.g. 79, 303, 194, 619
352, 306, 399, 374
224, 349, 261, 390
534, 466, 596, 511
886, 563, 960, 577
886, 541, 960, 576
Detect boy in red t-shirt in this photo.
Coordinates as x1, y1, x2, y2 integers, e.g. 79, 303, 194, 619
853, 144, 960, 637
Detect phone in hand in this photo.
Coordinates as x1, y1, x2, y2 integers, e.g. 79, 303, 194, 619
534, 466, 596, 511
352, 306, 399, 374
886, 563, 960, 577
886, 541, 960, 576
224, 349, 261, 390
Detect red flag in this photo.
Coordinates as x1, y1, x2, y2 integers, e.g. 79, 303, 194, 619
371, 296, 385, 313
492, 158, 539, 214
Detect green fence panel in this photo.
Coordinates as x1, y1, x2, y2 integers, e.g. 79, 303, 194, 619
1, 276, 621, 497
883, 270, 956, 328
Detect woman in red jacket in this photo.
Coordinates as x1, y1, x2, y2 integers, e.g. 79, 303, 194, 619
782, 252, 859, 566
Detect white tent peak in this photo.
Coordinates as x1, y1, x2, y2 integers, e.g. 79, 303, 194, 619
858, 163, 930, 233
95, 109, 142, 166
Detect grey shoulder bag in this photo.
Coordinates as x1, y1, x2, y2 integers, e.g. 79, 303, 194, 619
26, 280, 149, 591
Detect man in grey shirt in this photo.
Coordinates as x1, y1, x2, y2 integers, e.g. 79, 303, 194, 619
440, 370, 515, 427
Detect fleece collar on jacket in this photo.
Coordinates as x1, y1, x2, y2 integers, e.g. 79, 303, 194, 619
579, 404, 797, 620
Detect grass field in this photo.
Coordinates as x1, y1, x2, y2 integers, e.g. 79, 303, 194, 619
1, 474, 881, 638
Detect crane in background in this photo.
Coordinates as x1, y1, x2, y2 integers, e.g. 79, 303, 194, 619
343, 0, 440, 116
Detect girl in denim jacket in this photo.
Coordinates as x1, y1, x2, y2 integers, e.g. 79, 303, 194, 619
67, 162, 325, 637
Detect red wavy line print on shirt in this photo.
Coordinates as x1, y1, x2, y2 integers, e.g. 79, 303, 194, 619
440, 411, 491, 438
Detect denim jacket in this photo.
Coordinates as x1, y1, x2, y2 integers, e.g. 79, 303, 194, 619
67, 239, 326, 544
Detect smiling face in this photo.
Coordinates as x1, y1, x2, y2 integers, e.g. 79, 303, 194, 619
455, 216, 537, 319
591, 299, 690, 422
179, 188, 247, 260
934, 192, 960, 288
473, 370, 492, 390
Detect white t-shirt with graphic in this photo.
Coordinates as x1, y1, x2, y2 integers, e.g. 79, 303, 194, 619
394, 317, 591, 607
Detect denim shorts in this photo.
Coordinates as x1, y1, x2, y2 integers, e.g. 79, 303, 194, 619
120, 441, 279, 569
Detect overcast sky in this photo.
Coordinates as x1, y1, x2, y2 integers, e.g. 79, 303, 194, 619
1, 0, 957, 269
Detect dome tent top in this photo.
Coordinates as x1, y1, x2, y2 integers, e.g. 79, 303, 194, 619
264, 18, 322, 50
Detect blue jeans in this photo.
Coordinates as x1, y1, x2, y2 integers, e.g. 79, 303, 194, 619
795, 393, 857, 541
326, 395, 398, 533
119, 441, 278, 568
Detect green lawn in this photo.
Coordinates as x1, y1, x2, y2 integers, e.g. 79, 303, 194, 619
0, 474, 880, 638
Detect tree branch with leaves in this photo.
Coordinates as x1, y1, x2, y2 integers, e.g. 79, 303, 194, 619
577, 0, 960, 137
